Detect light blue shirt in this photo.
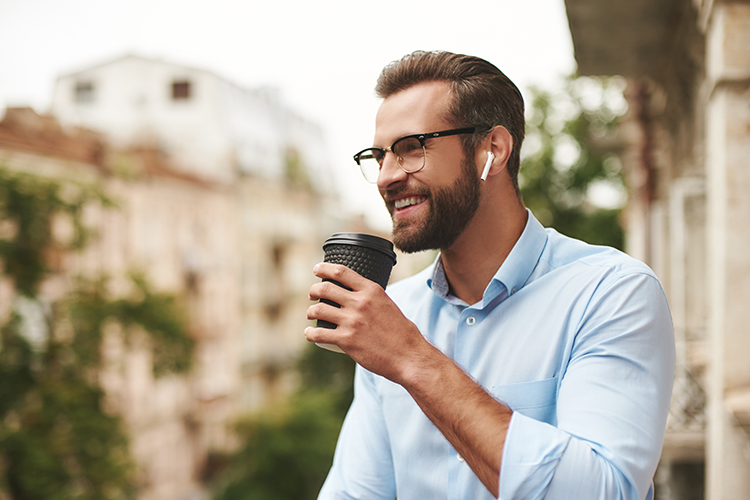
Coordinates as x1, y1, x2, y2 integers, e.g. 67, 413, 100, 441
319, 211, 674, 500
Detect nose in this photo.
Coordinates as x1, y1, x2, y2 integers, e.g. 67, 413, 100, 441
376, 151, 408, 190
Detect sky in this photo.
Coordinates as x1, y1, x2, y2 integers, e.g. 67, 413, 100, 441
0, 0, 577, 230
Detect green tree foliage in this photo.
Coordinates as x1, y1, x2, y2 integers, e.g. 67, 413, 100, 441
0, 168, 108, 297
211, 345, 355, 500
0, 167, 194, 500
520, 76, 628, 249
0, 312, 133, 499
68, 276, 193, 377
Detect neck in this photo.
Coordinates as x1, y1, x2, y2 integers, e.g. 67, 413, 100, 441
440, 192, 527, 305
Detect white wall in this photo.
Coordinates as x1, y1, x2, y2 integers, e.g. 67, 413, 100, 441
51, 54, 332, 188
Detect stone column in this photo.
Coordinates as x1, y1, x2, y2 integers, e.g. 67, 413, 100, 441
704, 2, 750, 499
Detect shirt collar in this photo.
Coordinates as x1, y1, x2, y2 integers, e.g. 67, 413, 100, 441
427, 209, 548, 304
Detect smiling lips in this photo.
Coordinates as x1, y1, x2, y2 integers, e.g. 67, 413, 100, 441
394, 196, 427, 210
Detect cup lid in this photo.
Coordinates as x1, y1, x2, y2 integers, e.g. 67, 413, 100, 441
323, 232, 397, 261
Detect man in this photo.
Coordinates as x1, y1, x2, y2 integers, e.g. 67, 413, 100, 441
305, 51, 674, 500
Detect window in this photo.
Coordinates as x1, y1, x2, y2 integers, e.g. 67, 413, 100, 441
171, 80, 191, 100
74, 81, 95, 103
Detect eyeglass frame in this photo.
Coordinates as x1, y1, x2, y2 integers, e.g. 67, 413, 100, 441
353, 125, 493, 183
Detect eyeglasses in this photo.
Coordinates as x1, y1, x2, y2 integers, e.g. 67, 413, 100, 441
353, 125, 492, 183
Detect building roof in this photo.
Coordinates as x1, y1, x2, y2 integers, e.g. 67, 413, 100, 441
0, 107, 216, 188
564, 0, 687, 78
0, 107, 106, 167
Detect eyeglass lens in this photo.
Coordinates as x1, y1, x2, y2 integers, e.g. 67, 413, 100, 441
358, 136, 426, 183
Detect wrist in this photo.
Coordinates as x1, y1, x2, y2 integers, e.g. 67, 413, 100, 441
397, 339, 455, 397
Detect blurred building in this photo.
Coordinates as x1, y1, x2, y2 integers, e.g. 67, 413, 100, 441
48, 53, 343, 409
565, 1, 750, 499
0, 107, 241, 500
50, 54, 332, 189
0, 53, 341, 500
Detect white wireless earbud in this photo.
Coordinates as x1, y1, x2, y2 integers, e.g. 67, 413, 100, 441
481, 151, 494, 181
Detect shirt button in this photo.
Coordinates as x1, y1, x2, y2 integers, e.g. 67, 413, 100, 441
457, 453, 464, 462
511, 288, 517, 295
466, 316, 476, 326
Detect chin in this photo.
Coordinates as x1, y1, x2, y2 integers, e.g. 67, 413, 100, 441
391, 225, 419, 253
392, 225, 435, 254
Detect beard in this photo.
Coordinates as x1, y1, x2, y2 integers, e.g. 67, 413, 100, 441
389, 156, 481, 253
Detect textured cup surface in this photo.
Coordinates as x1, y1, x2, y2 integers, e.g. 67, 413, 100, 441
316, 233, 397, 333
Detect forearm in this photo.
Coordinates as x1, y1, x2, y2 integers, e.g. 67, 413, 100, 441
400, 343, 512, 498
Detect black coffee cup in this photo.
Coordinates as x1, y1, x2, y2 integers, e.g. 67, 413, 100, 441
316, 232, 397, 352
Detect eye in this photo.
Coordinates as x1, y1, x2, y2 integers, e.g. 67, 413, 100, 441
359, 149, 385, 165
371, 149, 385, 165
393, 137, 423, 157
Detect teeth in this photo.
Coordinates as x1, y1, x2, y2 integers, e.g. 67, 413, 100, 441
394, 197, 426, 209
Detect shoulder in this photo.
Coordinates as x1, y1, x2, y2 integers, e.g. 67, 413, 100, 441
540, 228, 659, 285
537, 231, 673, 351
528, 228, 670, 318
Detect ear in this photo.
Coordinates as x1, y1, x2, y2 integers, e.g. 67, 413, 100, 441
481, 126, 513, 179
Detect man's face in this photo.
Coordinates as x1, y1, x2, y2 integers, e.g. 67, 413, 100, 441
374, 81, 481, 253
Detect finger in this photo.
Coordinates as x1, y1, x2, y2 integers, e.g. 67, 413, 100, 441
308, 279, 352, 303
304, 326, 345, 350
305, 320, 351, 352
313, 262, 370, 291
306, 300, 345, 326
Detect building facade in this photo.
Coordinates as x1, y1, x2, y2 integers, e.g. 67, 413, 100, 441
0, 54, 339, 500
0, 107, 241, 499
48, 54, 342, 413
565, 1, 750, 498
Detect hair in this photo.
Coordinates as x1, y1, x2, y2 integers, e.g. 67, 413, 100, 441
375, 50, 525, 195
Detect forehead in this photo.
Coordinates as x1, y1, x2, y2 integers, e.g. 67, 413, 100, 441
374, 81, 453, 144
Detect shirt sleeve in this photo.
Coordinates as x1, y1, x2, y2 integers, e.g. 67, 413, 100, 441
318, 365, 397, 500
499, 272, 675, 499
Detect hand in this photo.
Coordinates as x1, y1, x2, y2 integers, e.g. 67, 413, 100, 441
305, 262, 430, 384
307, 263, 509, 497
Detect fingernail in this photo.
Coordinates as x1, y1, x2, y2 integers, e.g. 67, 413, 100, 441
313, 263, 321, 274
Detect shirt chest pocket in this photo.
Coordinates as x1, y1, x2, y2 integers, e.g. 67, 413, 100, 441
491, 377, 558, 426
